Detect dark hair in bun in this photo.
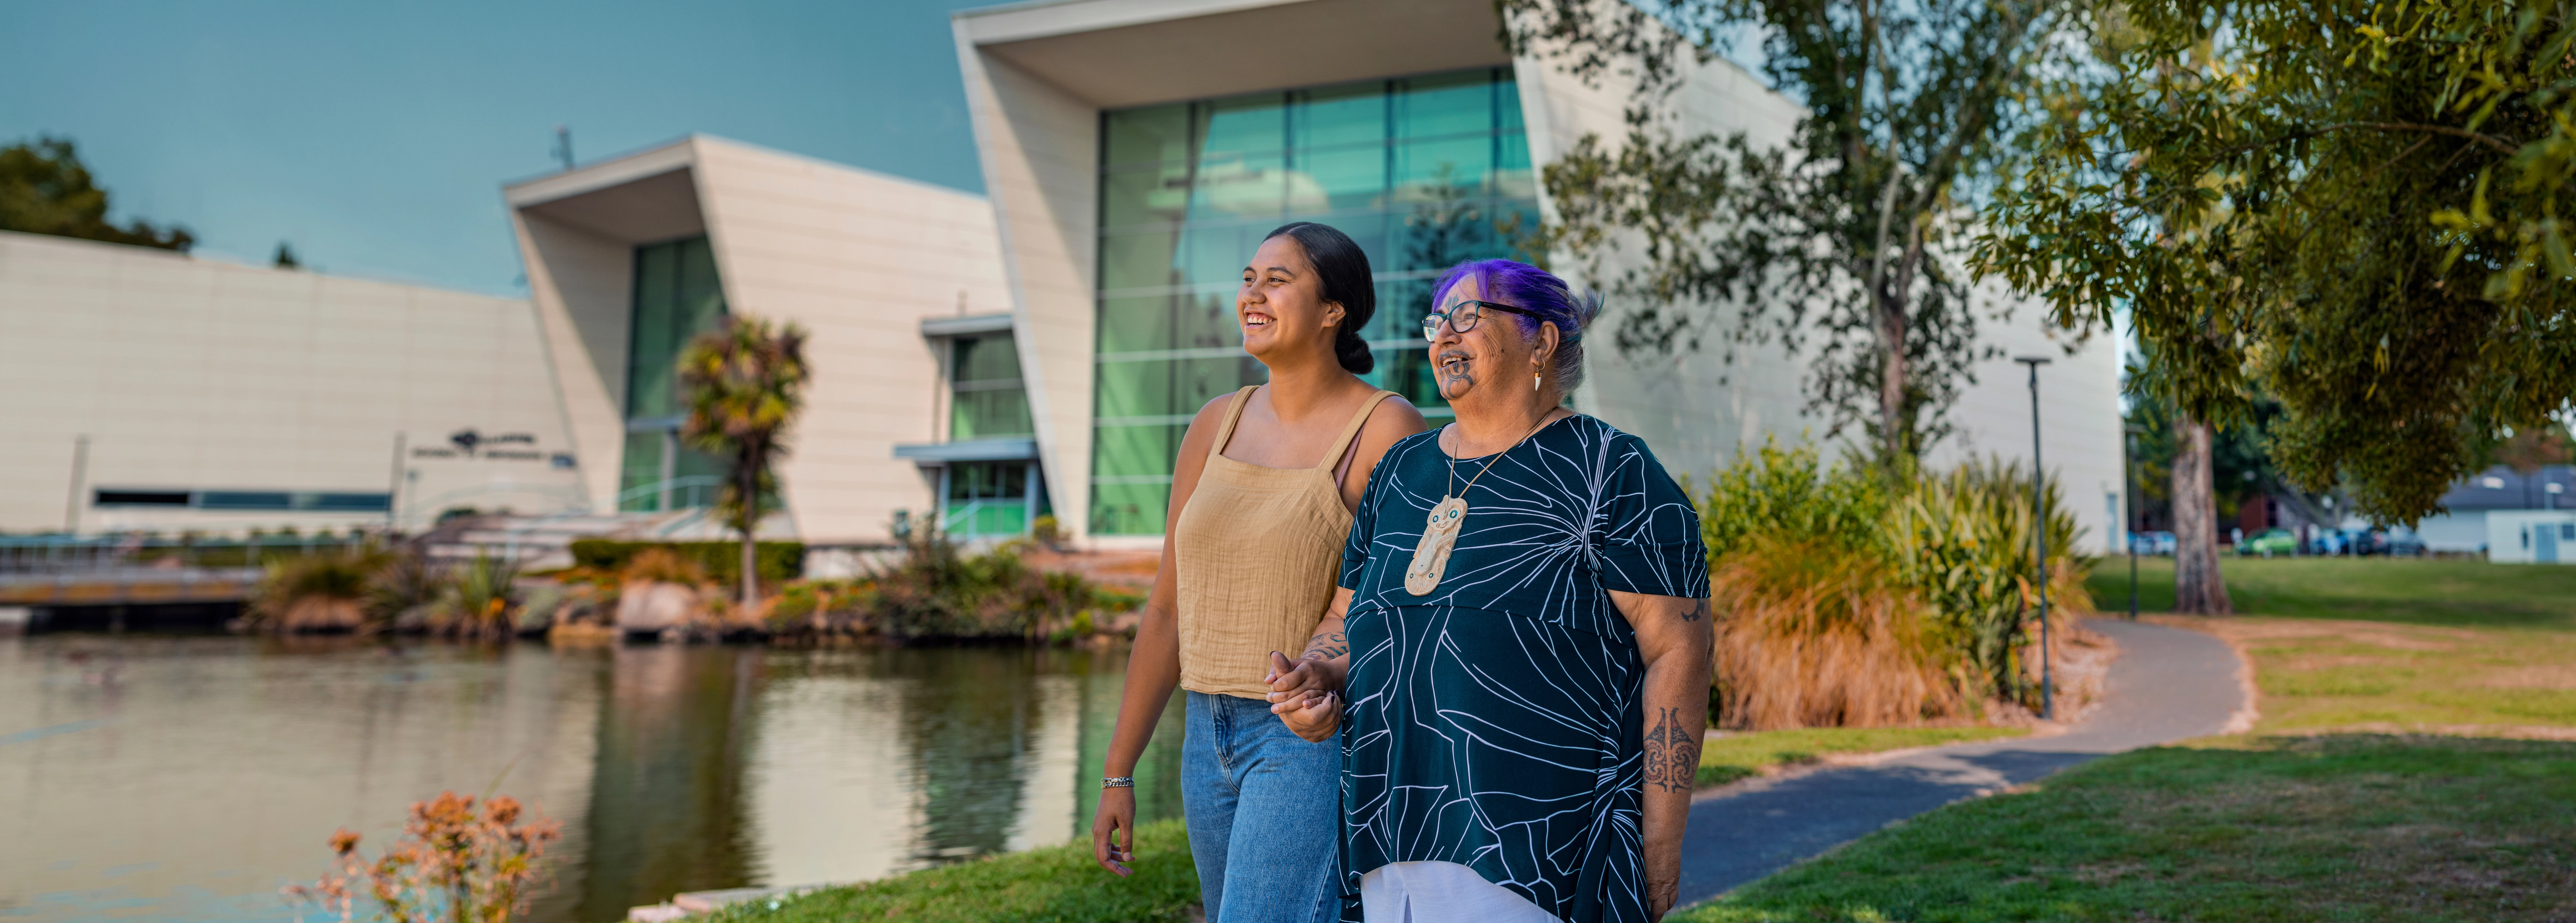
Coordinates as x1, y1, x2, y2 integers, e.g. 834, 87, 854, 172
1263, 221, 1376, 373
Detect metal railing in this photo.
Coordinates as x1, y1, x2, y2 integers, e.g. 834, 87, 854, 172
0, 533, 376, 578
939, 500, 1029, 537
616, 475, 724, 513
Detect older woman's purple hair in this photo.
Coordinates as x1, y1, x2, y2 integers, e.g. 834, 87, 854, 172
1430, 258, 1605, 393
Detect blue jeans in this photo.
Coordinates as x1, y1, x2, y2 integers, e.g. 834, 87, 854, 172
1182, 690, 1340, 923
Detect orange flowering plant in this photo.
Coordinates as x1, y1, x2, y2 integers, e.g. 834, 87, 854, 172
286, 791, 562, 923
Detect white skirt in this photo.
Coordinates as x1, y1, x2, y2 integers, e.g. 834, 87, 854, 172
1360, 861, 1561, 923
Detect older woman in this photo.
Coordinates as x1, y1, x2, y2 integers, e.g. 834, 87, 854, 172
1269, 259, 1712, 922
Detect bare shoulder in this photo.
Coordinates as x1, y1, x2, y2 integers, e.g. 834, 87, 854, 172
1358, 394, 1430, 445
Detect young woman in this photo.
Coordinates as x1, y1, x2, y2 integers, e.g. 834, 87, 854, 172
1270, 259, 1715, 922
1090, 222, 1427, 923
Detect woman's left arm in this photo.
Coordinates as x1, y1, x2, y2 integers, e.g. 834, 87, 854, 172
1612, 590, 1713, 920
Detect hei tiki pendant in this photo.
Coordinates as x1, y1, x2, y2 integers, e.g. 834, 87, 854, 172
1405, 496, 1468, 595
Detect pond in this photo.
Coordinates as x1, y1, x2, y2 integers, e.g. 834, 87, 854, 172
0, 636, 1185, 923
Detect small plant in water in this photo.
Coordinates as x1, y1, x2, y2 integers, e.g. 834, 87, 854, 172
286, 791, 562, 923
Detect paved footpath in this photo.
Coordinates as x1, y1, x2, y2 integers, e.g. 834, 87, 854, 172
1674, 618, 2248, 906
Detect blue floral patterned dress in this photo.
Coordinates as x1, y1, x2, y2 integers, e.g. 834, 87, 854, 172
1335, 415, 1708, 923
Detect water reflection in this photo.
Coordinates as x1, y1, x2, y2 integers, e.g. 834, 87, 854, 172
0, 637, 1184, 923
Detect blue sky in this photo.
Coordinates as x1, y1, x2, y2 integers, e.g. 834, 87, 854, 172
0, 0, 997, 295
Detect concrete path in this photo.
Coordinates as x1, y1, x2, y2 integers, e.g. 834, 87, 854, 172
1674, 618, 2247, 906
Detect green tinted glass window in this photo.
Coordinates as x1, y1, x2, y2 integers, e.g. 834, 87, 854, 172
949, 336, 1032, 439
1092, 67, 1535, 533
626, 236, 727, 421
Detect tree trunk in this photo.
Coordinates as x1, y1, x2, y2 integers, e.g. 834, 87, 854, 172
1877, 296, 1909, 461
2171, 414, 2233, 614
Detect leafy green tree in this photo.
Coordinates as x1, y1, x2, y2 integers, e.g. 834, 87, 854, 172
1977, 0, 2576, 527
1504, 0, 2079, 460
0, 137, 193, 251
273, 242, 301, 269
679, 315, 811, 616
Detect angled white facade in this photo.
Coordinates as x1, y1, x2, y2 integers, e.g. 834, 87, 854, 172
506, 135, 1014, 545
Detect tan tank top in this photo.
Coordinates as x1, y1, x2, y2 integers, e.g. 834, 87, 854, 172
1173, 385, 1396, 698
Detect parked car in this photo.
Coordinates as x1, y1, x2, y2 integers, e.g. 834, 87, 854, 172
2128, 531, 2177, 555
2384, 528, 2427, 557
2237, 527, 2299, 557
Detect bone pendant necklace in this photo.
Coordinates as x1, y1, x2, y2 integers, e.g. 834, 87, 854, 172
1405, 414, 1552, 595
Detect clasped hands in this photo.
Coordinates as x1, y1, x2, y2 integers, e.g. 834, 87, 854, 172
1264, 650, 1343, 742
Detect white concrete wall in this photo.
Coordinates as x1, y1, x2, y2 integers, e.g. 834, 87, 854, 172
688, 137, 1014, 544
2415, 511, 2488, 554
955, 31, 1106, 543
0, 230, 583, 534
2487, 510, 2576, 563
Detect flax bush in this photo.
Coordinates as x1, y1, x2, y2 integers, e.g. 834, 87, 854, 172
1695, 441, 2094, 726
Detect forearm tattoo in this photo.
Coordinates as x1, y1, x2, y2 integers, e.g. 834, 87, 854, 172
1682, 599, 1707, 622
1642, 707, 1701, 793
1301, 630, 1348, 661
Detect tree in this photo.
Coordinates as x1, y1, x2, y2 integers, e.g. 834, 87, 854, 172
0, 137, 193, 251
679, 315, 810, 617
1977, 0, 2576, 529
1504, 0, 2080, 460
274, 242, 302, 269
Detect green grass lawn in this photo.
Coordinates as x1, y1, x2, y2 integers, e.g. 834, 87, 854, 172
2084, 554, 2576, 629
1670, 734, 2576, 922
1698, 726, 2029, 786
703, 819, 1200, 923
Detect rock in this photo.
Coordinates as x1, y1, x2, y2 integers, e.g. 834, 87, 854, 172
616, 581, 698, 633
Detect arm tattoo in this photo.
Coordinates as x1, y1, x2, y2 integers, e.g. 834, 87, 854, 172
1641, 707, 1700, 793
1300, 630, 1348, 661
1682, 599, 1707, 623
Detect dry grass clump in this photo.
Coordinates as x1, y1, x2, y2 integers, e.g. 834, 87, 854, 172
1712, 536, 1965, 729
247, 545, 394, 632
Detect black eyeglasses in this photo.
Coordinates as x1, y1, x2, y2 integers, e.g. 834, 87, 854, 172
1421, 300, 1535, 341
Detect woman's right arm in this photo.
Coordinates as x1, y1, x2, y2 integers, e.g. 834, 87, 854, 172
1092, 394, 1232, 877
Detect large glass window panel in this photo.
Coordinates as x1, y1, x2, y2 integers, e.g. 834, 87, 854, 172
952, 336, 1021, 383
618, 431, 666, 512
1395, 70, 1496, 140
953, 389, 1033, 440
1291, 145, 1389, 211
1102, 166, 1192, 229
1197, 94, 1287, 157
1099, 229, 1182, 293
1092, 424, 1189, 478
626, 236, 727, 421
1094, 67, 1532, 535
1088, 482, 1170, 538
1105, 103, 1190, 167
1187, 153, 1287, 222
1094, 356, 1261, 422
1395, 138, 1495, 201
1291, 80, 1388, 149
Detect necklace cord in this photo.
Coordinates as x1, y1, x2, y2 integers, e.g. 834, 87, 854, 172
1445, 412, 1557, 500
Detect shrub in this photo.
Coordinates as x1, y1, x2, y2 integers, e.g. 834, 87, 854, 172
567, 539, 802, 586
248, 545, 393, 633
285, 791, 561, 923
366, 550, 446, 627
869, 533, 1127, 640
618, 547, 708, 586
431, 552, 521, 639
1694, 442, 2096, 726
1710, 535, 1964, 729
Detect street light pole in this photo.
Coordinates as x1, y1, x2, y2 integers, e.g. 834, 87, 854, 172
2016, 356, 2054, 720
2126, 424, 2145, 621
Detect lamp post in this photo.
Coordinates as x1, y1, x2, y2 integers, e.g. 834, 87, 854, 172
2125, 423, 2145, 621
2016, 356, 2054, 720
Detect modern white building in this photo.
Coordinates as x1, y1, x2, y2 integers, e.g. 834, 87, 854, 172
0, 230, 584, 536
951, 0, 2125, 551
505, 134, 1014, 544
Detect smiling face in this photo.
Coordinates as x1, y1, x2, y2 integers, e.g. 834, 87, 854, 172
1428, 275, 1554, 407
1237, 235, 1344, 364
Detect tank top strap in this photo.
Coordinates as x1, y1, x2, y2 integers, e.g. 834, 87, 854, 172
1206, 385, 1260, 461
1315, 390, 1400, 471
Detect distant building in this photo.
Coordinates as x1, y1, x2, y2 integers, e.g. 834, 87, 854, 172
0, 229, 582, 535
2418, 465, 2576, 553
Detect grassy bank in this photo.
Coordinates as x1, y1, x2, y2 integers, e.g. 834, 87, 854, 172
1697, 726, 2028, 786
705, 820, 1199, 923
1671, 734, 2576, 922
2084, 554, 2576, 629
